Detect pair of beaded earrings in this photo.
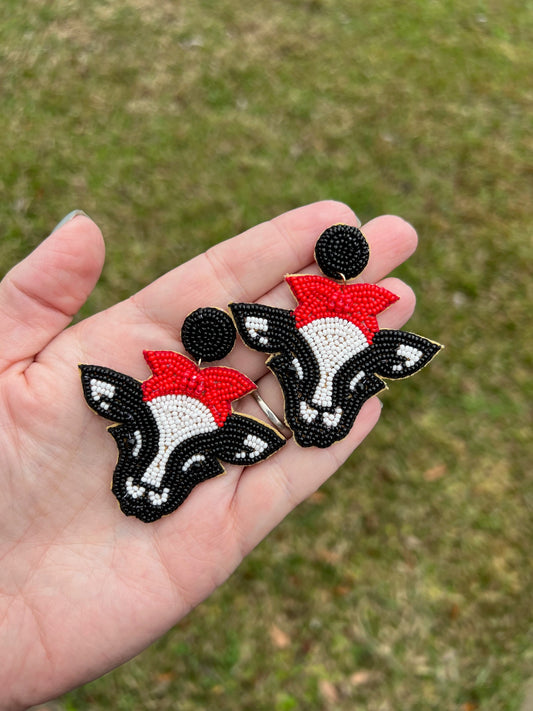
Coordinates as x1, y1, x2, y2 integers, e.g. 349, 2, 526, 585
81, 224, 442, 522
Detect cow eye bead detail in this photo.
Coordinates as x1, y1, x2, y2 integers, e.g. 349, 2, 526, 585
79, 308, 285, 523
230, 224, 442, 449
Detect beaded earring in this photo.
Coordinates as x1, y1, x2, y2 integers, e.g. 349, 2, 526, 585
230, 224, 442, 449
80, 308, 285, 523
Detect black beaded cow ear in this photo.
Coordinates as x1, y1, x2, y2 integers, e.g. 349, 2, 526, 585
230, 224, 442, 449
80, 307, 285, 523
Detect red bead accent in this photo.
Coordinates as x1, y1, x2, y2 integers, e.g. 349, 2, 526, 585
141, 351, 256, 427
286, 274, 399, 344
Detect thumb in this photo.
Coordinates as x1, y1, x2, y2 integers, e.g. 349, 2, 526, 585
0, 211, 105, 372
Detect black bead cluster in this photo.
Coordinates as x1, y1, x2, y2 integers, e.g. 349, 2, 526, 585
229, 302, 297, 353
314, 224, 370, 280
371, 329, 443, 379
181, 307, 236, 362
79, 364, 144, 424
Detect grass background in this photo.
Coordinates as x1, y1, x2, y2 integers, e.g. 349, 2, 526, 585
1, 0, 531, 709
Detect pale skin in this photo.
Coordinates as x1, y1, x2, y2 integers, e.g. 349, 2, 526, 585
0, 201, 418, 710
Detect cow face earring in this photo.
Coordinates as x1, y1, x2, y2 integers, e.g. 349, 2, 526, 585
230, 224, 442, 449
80, 308, 285, 523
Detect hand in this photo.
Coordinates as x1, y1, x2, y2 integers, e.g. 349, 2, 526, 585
0, 201, 417, 709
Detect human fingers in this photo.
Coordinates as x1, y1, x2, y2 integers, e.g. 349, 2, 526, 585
125, 200, 360, 334
118, 209, 416, 374
227, 398, 383, 556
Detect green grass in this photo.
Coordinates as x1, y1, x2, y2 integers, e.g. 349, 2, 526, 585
2, 0, 532, 709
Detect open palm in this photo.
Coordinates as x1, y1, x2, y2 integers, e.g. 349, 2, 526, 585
0, 201, 418, 709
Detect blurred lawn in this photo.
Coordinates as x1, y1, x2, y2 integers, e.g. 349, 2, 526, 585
2, 1, 532, 709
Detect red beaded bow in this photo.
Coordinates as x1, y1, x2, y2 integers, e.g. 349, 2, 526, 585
142, 350, 255, 427
286, 275, 399, 344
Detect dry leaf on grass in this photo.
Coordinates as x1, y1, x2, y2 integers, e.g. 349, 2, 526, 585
309, 491, 326, 503
316, 548, 342, 564
424, 464, 447, 481
349, 670, 378, 686
270, 624, 291, 649
154, 672, 174, 683
319, 678, 339, 703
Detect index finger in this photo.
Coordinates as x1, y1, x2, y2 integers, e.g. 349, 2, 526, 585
127, 200, 360, 329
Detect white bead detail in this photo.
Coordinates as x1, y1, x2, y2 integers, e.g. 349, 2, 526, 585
392, 343, 423, 372
300, 401, 318, 423
131, 430, 142, 457
148, 488, 170, 506
90, 378, 116, 410
126, 477, 145, 499
245, 315, 269, 345
300, 318, 368, 408
132, 430, 142, 457
292, 357, 304, 380
141, 395, 217, 488
323, 407, 343, 428
235, 434, 268, 459
349, 370, 366, 390
182, 453, 206, 471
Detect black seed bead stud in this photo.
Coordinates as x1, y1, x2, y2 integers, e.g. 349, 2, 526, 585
181, 307, 237, 362
314, 224, 370, 280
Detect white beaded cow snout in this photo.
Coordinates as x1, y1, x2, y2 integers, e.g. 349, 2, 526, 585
141, 395, 218, 488
299, 318, 368, 409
